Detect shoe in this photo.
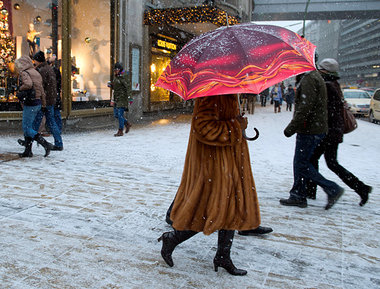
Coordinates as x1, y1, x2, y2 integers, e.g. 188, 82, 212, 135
114, 129, 123, 137
51, 145, 63, 151
238, 226, 273, 236
125, 122, 132, 133
357, 185, 372, 207
325, 187, 344, 210
18, 138, 26, 146
279, 197, 307, 208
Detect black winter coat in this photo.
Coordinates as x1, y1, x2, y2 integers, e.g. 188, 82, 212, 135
321, 73, 344, 144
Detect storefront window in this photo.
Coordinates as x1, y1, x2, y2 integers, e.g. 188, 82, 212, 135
70, 0, 111, 110
0, 0, 62, 112
150, 53, 171, 102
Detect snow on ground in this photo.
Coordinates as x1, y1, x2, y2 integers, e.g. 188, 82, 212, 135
0, 105, 379, 289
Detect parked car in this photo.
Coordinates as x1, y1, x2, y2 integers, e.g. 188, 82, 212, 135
343, 89, 371, 117
361, 87, 377, 97
369, 88, 380, 123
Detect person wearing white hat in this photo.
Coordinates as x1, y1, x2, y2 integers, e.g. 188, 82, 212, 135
305, 58, 372, 206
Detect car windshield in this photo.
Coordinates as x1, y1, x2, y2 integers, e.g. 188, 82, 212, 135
344, 91, 371, 99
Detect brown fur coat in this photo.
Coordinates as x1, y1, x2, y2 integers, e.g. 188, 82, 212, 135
171, 94, 261, 235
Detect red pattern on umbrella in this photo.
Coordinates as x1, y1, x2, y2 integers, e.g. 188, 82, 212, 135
156, 23, 316, 100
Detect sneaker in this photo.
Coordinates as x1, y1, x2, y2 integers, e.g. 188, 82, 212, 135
279, 197, 307, 208
325, 187, 344, 210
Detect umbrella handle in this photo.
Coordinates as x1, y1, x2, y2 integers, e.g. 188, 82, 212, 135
242, 127, 259, 141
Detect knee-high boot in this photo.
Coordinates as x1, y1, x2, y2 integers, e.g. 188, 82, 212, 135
165, 200, 174, 225
158, 230, 197, 267
33, 133, 52, 157
214, 230, 247, 276
18, 137, 33, 158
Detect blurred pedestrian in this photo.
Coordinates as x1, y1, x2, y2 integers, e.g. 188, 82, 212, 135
48, 55, 63, 134
260, 88, 269, 107
31, 51, 63, 151
271, 83, 282, 113
305, 58, 372, 206
246, 93, 256, 114
285, 84, 295, 111
159, 94, 262, 276
15, 55, 52, 157
280, 70, 344, 210
108, 62, 131, 137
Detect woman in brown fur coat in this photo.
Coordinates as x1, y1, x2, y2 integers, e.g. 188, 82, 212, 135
158, 94, 261, 276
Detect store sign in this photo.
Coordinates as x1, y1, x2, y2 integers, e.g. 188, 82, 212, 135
157, 39, 177, 51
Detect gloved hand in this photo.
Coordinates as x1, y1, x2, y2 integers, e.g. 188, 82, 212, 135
284, 128, 292, 138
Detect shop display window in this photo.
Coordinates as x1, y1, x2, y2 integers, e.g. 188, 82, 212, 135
70, 0, 111, 110
0, 0, 62, 112
150, 53, 171, 102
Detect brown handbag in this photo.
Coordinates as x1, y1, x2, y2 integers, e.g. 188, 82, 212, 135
343, 103, 358, 134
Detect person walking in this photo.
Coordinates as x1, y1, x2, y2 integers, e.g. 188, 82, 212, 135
260, 88, 269, 107
15, 55, 52, 157
285, 84, 295, 111
158, 94, 262, 276
109, 62, 131, 137
305, 58, 372, 206
279, 70, 344, 210
31, 51, 63, 151
48, 55, 63, 134
271, 83, 282, 113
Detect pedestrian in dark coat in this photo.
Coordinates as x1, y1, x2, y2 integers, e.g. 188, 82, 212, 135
285, 84, 295, 111
109, 62, 132, 136
305, 58, 372, 206
31, 51, 63, 150
280, 70, 344, 210
15, 55, 52, 157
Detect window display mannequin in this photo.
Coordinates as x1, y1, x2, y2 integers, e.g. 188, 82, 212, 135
27, 23, 42, 57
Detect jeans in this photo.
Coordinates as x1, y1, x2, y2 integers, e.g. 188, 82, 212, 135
54, 107, 62, 134
289, 133, 341, 200
33, 105, 63, 147
22, 104, 41, 138
113, 107, 128, 129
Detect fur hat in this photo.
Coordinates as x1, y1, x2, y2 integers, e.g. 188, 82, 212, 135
33, 51, 46, 63
318, 58, 339, 72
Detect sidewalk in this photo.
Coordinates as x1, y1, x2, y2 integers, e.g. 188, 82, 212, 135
0, 105, 379, 288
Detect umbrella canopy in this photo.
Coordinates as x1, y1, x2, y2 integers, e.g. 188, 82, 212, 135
155, 23, 316, 100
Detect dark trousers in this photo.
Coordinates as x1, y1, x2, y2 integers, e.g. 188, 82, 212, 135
290, 134, 341, 200
307, 139, 366, 194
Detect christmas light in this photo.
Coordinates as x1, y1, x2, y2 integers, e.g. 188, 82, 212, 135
144, 5, 239, 27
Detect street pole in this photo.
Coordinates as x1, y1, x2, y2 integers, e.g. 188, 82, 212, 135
303, 0, 312, 36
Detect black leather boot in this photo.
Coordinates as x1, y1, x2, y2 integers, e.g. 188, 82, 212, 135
18, 138, 26, 146
33, 133, 52, 157
158, 230, 197, 267
165, 200, 174, 225
18, 137, 33, 158
214, 230, 247, 276
356, 185, 372, 206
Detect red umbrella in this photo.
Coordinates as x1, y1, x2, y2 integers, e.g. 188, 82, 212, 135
155, 23, 316, 100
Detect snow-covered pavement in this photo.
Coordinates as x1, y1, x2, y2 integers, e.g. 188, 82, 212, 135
0, 106, 379, 289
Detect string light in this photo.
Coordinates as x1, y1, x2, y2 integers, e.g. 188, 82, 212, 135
144, 5, 239, 27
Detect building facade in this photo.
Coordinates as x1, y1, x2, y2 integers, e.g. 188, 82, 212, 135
301, 19, 380, 88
